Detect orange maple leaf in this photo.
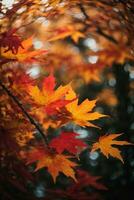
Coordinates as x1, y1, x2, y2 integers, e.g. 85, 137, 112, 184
48, 26, 84, 43
1, 36, 47, 62
28, 74, 73, 114
26, 147, 77, 182
65, 87, 107, 128
91, 133, 131, 162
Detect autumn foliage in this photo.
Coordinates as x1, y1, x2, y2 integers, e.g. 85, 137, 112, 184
0, 0, 134, 199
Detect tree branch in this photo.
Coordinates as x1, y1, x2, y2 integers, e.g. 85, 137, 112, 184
79, 3, 118, 44
97, 28, 118, 44
0, 80, 50, 148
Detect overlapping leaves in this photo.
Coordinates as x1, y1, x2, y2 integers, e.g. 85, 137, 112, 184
28, 74, 106, 129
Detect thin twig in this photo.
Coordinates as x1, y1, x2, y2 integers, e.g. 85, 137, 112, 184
97, 28, 118, 44
79, 2, 89, 20
79, 2, 118, 44
0, 80, 50, 148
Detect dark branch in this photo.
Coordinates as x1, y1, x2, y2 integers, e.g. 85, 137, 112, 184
79, 2, 89, 20
97, 28, 118, 44
79, 3, 118, 44
0, 80, 50, 148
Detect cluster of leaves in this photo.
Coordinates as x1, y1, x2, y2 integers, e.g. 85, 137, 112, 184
0, 0, 134, 199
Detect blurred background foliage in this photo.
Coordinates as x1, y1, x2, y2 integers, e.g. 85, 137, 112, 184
0, 0, 134, 199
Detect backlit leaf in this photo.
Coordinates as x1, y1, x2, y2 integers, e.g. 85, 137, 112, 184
66, 87, 107, 127
91, 133, 131, 162
50, 131, 87, 154
26, 147, 77, 182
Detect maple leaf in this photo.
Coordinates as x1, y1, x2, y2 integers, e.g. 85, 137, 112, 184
46, 169, 107, 200
28, 74, 74, 115
42, 73, 56, 92
26, 147, 77, 182
1, 36, 47, 62
50, 131, 87, 154
0, 29, 23, 54
28, 73, 70, 105
75, 170, 107, 190
66, 87, 107, 127
45, 99, 76, 115
91, 133, 131, 162
12, 73, 35, 92
48, 26, 85, 43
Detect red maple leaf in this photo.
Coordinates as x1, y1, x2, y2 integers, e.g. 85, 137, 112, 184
0, 29, 23, 54
42, 73, 56, 92
46, 169, 107, 200
75, 170, 107, 190
45, 99, 76, 115
50, 132, 87, 154
43, 74, 76, 115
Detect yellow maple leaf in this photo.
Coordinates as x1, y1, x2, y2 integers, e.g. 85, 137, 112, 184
65, 87, 106, 127
91, 134, 131, 162
27, 148, 77, 182
1, 36, 47, 62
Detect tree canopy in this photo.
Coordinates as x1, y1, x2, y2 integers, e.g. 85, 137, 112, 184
0, 0, 134, 199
